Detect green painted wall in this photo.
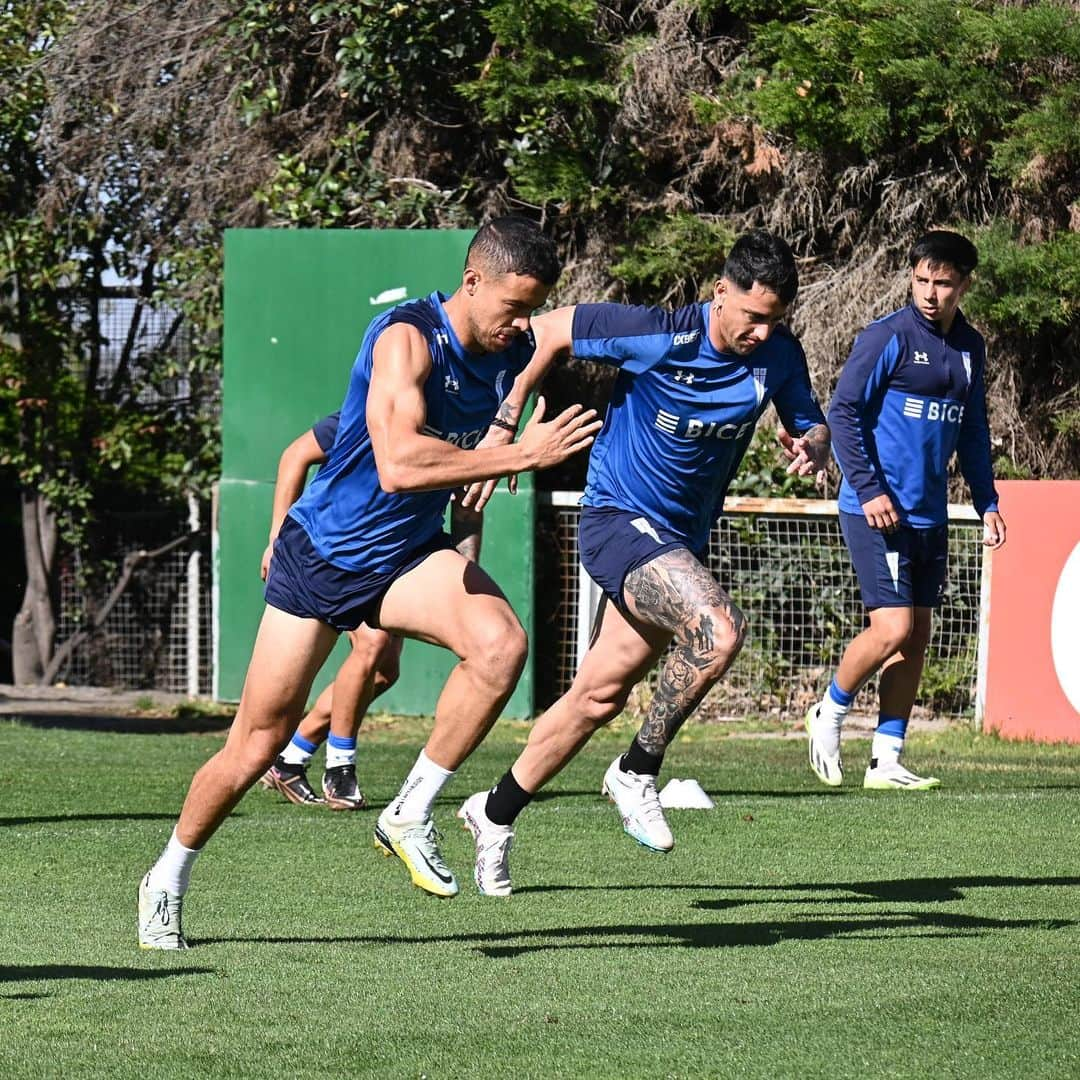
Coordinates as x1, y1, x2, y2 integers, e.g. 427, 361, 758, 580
217, 229, 535, 717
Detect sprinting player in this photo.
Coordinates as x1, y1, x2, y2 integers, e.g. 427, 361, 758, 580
457, 230, 830, 896
257, 414, 483, 810
805, 230, 1006, 791
137, 217, 601, 947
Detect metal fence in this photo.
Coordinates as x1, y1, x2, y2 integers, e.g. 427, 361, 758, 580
43, 286, 216, 695
54, 507, 213, 697
540, 493, 987, 723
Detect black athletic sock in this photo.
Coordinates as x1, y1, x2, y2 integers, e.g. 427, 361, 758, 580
621, 738, 664, 777
485, 769, 533, 827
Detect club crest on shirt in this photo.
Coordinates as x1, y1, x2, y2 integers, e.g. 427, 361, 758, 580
752, 367, 767, 405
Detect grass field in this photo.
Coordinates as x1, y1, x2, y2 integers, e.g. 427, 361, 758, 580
1, 713, 1078, 1079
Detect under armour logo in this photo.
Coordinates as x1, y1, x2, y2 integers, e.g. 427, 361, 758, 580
673, 370, 695, 384
913, 351, 930, 364
444, 375, 460, 395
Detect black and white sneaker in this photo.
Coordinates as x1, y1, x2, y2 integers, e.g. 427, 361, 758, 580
322, 764, 368, 810
261, 758, 324, 805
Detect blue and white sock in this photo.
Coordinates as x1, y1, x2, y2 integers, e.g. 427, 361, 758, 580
871, 715, 908, 767
280, 733, 318, 767
325, 733, 356, 769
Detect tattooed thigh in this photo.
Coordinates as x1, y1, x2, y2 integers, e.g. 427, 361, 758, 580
624, 548, 741, 649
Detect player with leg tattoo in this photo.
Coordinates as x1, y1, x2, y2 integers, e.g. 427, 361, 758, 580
458, 230, 830, 895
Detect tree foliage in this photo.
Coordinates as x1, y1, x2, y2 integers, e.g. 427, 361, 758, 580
2, 0, 1079, 682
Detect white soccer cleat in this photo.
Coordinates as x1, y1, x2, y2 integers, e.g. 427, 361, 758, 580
806, 702, 844, 787
601, 756, 674, 852
373, 811, 459, 898
138, 872, 188, 950
863, 761, 941, 791
457, 791, 514, 897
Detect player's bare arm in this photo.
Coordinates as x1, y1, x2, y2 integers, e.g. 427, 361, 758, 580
261, 430, 327, 581
367, 321, 600, 493
461, 306, 578, 510
777, 421, 830, 485
449, 499, 483, 562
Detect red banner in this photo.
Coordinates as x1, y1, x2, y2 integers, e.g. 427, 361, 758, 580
983, 480, 1080, 743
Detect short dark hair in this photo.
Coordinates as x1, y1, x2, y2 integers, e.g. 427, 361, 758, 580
909, 230, 978, 277
466, 216, 562, 286
722, 230, 799, 304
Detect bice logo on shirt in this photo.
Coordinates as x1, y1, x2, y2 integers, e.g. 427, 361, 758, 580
654, 409, 754, 441
902, 397, 964, 423
673, 330, 700, 346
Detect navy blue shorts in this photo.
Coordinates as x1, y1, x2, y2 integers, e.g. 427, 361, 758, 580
578, 506, 693, 613
839, 510, 948, 610
264, 516, 455, 631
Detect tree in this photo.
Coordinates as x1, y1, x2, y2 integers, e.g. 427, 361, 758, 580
0, 1, 220, 683
4, 0, 1077, 687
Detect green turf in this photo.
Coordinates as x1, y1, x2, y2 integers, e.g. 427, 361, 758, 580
1, 715, 1078, 1079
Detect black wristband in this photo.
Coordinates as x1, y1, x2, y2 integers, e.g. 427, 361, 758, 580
489, 417, 517, 434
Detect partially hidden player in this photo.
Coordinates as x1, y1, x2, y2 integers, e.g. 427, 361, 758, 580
257, 412, 484, 810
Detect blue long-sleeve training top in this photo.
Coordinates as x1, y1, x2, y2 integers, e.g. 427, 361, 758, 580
829, 302, 998, 527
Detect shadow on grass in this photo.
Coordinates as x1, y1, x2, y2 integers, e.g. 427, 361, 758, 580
5, 713, 233, 735
518, 874, 1080, 902
528, 789, 838, 802
200, 908, 1074, 956
1, 813, 192, 828
0, 965, 214, 984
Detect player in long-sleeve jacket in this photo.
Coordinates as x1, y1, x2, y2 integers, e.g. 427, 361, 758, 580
806, 230, 1007, 791
456, 231, 831, 895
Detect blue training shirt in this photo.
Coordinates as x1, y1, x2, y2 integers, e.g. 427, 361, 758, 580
289, 292, 532, 572
829, 302, 998, 526
573, 302, 826, 551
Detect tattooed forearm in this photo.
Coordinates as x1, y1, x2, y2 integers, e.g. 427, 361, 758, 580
495, 399, 519, 427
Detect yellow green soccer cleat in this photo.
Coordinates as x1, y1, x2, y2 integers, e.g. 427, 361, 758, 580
373, 812, 459, 898
863, 762, 941, 790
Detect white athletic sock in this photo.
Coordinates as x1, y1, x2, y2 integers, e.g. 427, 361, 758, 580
387, 750, 454, 823
871, 716, 907, 767
325, 734, 356, 769
280, 733, 318, 766
146, 827, 202, 897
